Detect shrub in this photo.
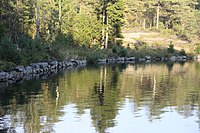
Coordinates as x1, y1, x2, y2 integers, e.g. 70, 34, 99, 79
0, 61, 15, 71
167, 43, 175, 53
0, 36, 21, 64
195, 43, 200, 54
111, 45, 127, 57
18, 36, 49, 65
179, 49, 186, 56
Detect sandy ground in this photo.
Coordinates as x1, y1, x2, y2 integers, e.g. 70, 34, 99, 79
122, 32, 193, 52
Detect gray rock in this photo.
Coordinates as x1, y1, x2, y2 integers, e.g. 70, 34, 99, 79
15, 66, 26, 74
107, 58, 115, 63
7, 80, 16, 84
125, 57, 136, 61
30, 63, 40, 73
25, 66, 34, 74
64, 61, 72, 67
177, 56, 187, 61
50, 61, 58, 66
49, 61, 58, 70
58, 62, 63, 69
82, 60, 87, 64
169, 56, 177, 62
138, 58, 146, 62
145, 56, 151, 60
153, 57, 162, 61
0, 59, 87, 86
8, 71, 18, 79
71, 60, 79, 66
38, 62, 49, 69
98, 59, 107, 63
0, 72, 9, 81
117, 57, 125, 61
65, 61, 73, 67
30, 63, 39, 68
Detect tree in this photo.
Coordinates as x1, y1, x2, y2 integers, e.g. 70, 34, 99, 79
97, 0, 125, 49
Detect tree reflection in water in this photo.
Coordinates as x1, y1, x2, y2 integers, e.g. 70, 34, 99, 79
0, 62, 200, 132
90, 65, 123, 133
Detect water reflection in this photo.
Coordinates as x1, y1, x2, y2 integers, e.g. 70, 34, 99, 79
0, 62, 200, 132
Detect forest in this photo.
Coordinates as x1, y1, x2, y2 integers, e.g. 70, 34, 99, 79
0, 0, 200, 69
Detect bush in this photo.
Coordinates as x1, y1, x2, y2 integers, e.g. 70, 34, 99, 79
179, 49, 186, 56
167, 43, 175, 53
0, 61, 15, 71
0, 36, 21, 64
17, 35, 49, 65
111, 45, 127, 57
195, 43, 200, 54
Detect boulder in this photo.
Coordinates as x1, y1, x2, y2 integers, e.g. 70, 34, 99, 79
0, 72, 9, 82
116, 57, 125, 61
14, 66, 26, 74
98, 59, 107, 63
79, 60, 86, 65
169, 56, 177, 62
30, 63, 40, 73
138, 58, 146, 62
153, 57, 162, 61
25, 66, 34, 74
145, 56, 151, 60
0, 59, 87, 85
64, 61, 73, 67
7, 80, 16, 84
49, 61, 58, 69
58, 62, 63, 69
125, 57, 136, 61
177, 56, 187, 61
107, 58, 115, 63
71, 60, 79, 66
38, 62, 49, 71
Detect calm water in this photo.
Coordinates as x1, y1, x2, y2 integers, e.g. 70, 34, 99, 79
0, 62, 200, 133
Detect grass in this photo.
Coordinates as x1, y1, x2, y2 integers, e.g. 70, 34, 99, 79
0, 61, 16, 71
0, 44, 192, 71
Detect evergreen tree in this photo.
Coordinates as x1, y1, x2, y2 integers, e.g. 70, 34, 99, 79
97, 0, 125, 49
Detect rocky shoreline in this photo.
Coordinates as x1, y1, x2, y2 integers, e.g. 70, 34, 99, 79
97, 55, 188, 64
0, 60, 87, 88
0, 55, 190, 88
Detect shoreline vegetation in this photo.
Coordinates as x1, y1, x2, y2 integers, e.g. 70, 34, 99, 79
0, 44, 194, 71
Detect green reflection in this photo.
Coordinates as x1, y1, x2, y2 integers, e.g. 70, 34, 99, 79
0, 62, 200, 132
90, 65, 122, 133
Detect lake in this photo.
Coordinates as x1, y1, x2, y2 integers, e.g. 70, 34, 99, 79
0, 62, 200, 133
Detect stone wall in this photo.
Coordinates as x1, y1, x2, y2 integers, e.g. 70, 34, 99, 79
0, 60, 87, 88
0, 55, 189, 88
98, 55, 188, 64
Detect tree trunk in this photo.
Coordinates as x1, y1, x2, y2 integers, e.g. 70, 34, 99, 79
35, 0, 40, 39
101, 14, 105, 49
105, 15, 108, 49
156, 5, 160, 29
58, 0, 62, 33
101, 2, 106, 49
143, 18, 146, 29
